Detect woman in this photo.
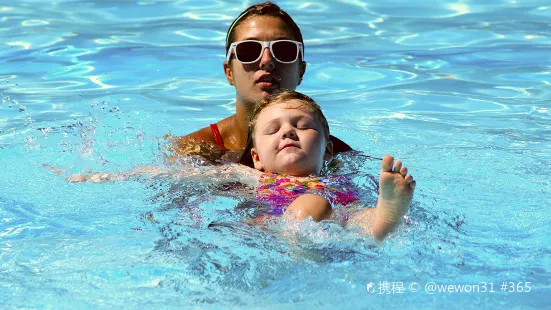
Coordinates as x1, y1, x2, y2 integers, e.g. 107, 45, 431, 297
169, 1, 352, 163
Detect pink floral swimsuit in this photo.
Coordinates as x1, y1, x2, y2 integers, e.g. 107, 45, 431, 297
256, 173, 360, 215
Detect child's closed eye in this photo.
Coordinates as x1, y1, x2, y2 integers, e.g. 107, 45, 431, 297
263, 124, 280, 135
297, 119, 315, 130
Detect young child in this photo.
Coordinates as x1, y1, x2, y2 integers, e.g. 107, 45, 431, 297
246, 90, 416, 242
58, 90, 416, 242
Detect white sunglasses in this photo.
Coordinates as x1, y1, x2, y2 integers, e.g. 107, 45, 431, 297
225, 40, 303, 64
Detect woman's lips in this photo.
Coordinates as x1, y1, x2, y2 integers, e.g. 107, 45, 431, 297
257, 81, 274, 88
256, 75, 279, 88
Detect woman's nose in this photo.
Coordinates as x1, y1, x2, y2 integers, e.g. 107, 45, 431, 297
259, 48, 275, 71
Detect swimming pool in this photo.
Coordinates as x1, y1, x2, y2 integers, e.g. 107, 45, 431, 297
1, 0, 550, 308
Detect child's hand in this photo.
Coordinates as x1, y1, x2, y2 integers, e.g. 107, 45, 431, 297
42, 163, 65, 175
66, 172, 95, 183
66, 171, 125, 183
43, 163, 105, 183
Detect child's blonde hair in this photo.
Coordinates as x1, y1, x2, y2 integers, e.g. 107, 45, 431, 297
248, 90, 330, 144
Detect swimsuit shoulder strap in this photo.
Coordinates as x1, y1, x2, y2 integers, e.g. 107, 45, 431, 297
209, 123, 226, 149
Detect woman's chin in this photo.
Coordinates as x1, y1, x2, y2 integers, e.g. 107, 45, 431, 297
259, 88, 277, 98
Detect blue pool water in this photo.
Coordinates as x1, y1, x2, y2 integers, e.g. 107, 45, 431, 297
1, 0, 550, 308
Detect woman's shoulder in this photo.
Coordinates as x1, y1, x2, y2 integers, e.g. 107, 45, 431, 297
172, 114, 236, 143
216, 114, 246, 151
165, 125, 223, 160
167, 114, 238, 156
171, 125, 215, 145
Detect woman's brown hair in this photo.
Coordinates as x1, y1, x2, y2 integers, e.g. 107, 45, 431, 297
225, 2, 304, 59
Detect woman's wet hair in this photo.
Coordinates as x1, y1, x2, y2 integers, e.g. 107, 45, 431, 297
225, 2, 304, 58
239, 90, 329, 166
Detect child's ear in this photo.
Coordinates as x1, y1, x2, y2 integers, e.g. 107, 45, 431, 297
323, 141, 334, 161
251, 147, 264, 171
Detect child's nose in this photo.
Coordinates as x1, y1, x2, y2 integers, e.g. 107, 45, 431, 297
282, 128, 297, 139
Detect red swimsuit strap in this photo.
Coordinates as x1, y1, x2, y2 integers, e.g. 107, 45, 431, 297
210, 123, 225, 149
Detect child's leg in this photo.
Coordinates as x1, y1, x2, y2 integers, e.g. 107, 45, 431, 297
284, 194, 332, 222
349, 155, 416, 242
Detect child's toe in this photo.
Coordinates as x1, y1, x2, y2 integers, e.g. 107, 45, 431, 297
404, 175, 416, 189
381, 155, 394, 172
393, 160, 402, 173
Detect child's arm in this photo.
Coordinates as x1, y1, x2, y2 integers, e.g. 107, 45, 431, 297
46, 162, 260, 185
64, 166, 165, 183
43, 162, 169, 183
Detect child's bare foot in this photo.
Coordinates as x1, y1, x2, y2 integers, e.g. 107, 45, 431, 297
372, 155, 416, 241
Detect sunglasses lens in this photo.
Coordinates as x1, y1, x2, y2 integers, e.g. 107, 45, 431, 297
272, 41, 298, 62
235, 41, 262, 62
